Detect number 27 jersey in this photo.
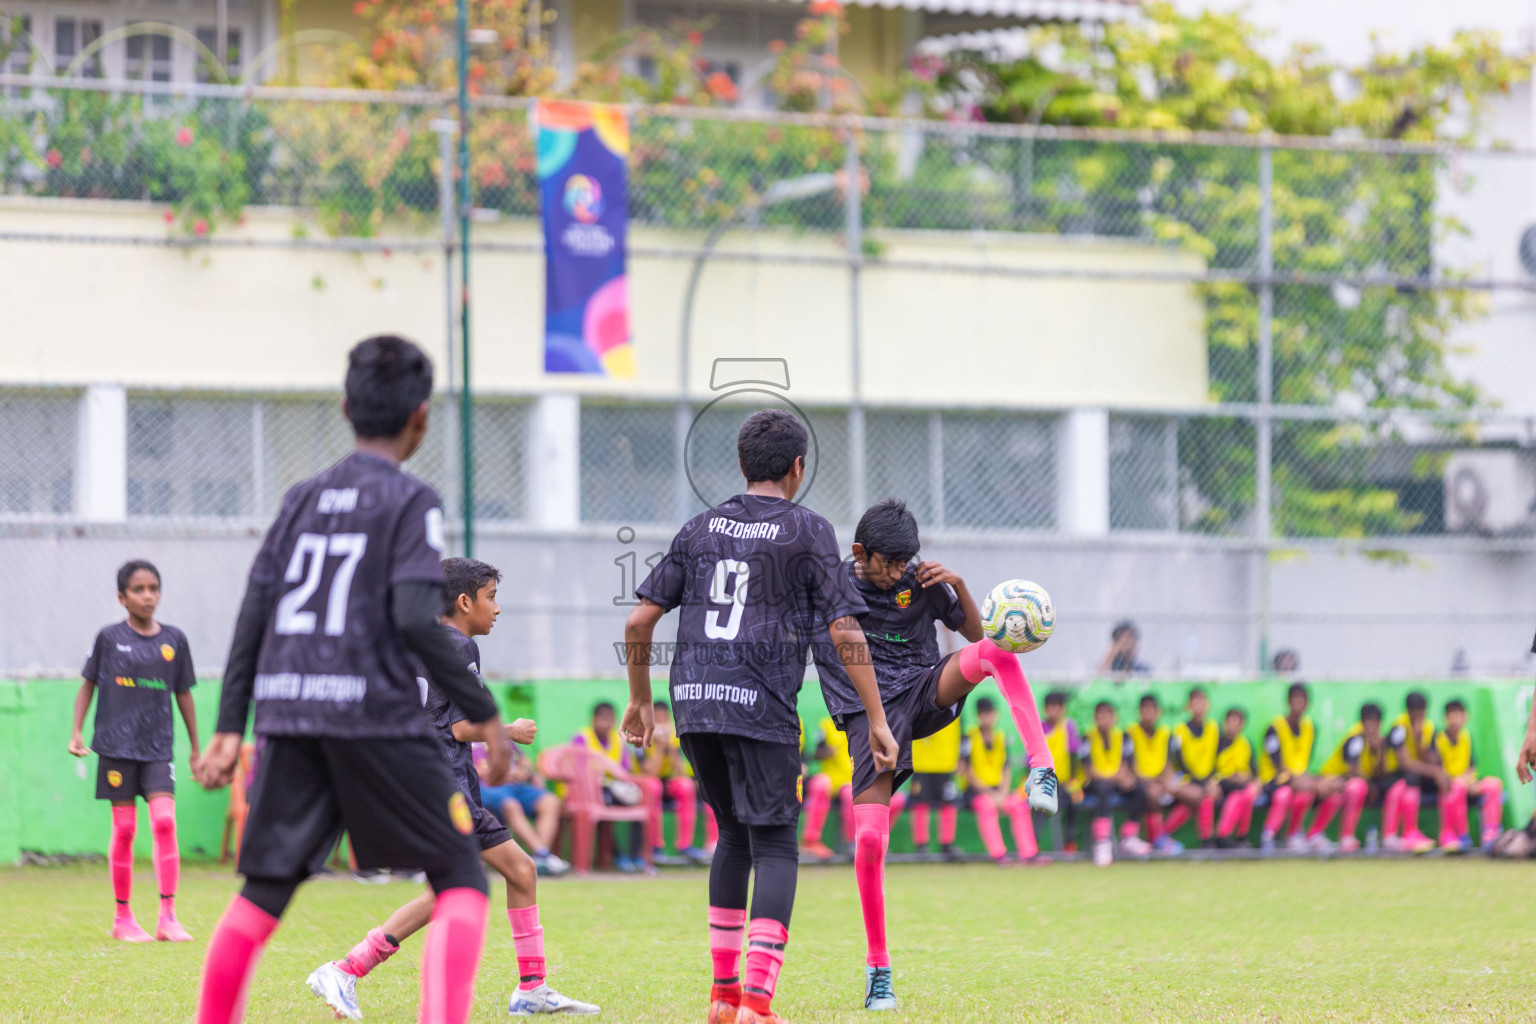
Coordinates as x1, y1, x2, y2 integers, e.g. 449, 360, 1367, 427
636, 494, 866, 745
248, 450, 447, 739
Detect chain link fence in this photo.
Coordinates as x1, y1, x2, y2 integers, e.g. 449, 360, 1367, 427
4, 76, 1536, 679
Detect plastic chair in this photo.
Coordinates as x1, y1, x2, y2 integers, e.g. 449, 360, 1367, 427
539, 744, 652, 874
220, 742, 257, 865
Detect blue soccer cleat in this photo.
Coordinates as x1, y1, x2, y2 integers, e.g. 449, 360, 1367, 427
508, 982, 601, 1015
864, 966, 897, 1011
307, 961, 363, 1021
1025, 766, 1059, 816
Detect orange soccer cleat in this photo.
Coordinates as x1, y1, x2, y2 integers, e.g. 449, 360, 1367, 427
708, 983, 742, 1024
735, 1008, 791, 1024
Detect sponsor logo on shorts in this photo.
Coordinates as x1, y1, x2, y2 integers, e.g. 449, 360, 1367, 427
895, 589, 911, 608
448, 792, 473, 835
160, 643, 175, 661
107, 770, 123, 788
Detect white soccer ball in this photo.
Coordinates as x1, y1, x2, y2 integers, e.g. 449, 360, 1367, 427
979, 579, 1055, 653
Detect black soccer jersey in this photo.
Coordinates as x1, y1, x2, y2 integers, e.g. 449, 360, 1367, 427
82, 621, 196, 762
246, 451, 447, 739
814, 564, 965, 717
422, 624, 485, 805
636, 494, 865, 745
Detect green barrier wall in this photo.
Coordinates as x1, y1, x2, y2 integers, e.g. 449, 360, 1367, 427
3, 677, 1532, 864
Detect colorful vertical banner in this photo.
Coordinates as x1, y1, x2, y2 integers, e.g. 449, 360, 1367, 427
537, 100, 633, 377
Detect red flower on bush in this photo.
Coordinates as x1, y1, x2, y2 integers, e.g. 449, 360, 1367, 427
686, 30, 703, 47
45, 149, 62, 169
164, 210, 175, 224
705, 71, 740, 103
176, 126, 194, 147
353, 1, 367, 14
768, 39, 786, 54
193, 218, 209, 236
807, 0, 842, 16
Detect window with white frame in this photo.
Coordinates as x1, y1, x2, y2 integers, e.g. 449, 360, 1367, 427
52, 16, 102, 77
2, 14, 32, 82
194, 25, 241, 82
631, 0, 800, 106
0, 1, 264, 83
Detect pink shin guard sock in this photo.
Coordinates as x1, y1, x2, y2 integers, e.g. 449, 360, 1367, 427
508, 906, 546, 991
148, 796, 179, 910
1147, 811, 1164, 843
852, 803, 891, 968
840, 786, 856, 845
1216, 789, 1247, 838
972, 795, 1008, 860
1196, 797, 1216, 840
339, 926, 400, 978
801, 774, 831, 844
419, 887, 489, 1024
910, 806, 930, 848
196, 896, 279, 1024
1004, 794, 1038, 858
110, 805, 137, 908
938, 804, 959, 845
1400, 786, 1423, 838
888, 791, 908, 830
1443, 784, 1468, 840
959, 641, 1051, 769
1308, 793, 1343, 838
1287, 790, 1315, 837
669, 777, 699, 848
705, 805, 719, 847
1119, 820, 1141, 842
709, 906, 747, 989
1382, 781, 1406, 836
1481, 777, 1505, 841
1262, 786, 1293, 836
1162, 805, 1191, 836
1093, 817, 1112, 843
641, 777, 665, 847
1340, 777, 1369, 839
742, 919, 789, 1015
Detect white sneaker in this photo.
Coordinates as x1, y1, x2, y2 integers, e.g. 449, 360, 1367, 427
1286, 833, 1308, 852
508, 983, 601, 1015
1309, 834, 1338, 854
1120, 835, 1152, 857
1093, 839, 1113, 867
1382, 835, 1403, 852
307, 962, 363, 1021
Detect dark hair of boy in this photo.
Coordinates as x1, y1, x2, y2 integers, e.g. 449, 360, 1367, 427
1111, 621, 1138, 641
736, 409, 808, 483
1044, 691, 1068, 708
1225, 707, 1247, 721
440, 557, 501, 617
116, 559, 160, 594
1287, 682, 1309, 701
1361, 702, 1383, 721
1405, 691, 1427, 713
345, 335, 434, 439
1444, 699, 1465, 715
1094, 701, 1114, 715
594, 701, 615, 716
975, 696, 995, 714
1139, 693, 1159, 709
653, 699, 670, 712
1188, 687, 1207, 701
853, 499, 920, 563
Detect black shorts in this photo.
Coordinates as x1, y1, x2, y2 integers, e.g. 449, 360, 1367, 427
679, 732, 802, 827
97, 756, 174, 800
471, 803, 512, 852
838, 654, 963, 797
910, 772, 960, 807
238, 735, 483, 882
1219, 778, 1252, 797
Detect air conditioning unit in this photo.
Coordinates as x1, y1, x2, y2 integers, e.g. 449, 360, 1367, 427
1444, 450, 1536, 535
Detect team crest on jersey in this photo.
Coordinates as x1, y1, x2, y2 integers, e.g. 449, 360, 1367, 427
894, 590, 912, 608
160, 643, 175, 661
448, 792, 473, 835
107, 770, 123, 788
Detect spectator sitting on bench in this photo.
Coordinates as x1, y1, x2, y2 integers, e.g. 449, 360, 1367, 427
1085, 701, 1149, 866
573, 701, 649, 874
478, 744, 569, 876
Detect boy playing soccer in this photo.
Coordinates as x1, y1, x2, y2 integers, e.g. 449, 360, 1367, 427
811, 498, 1059, 1010
1085, 701, 1149, 865
1437, 699, 1505, 851
622, 409, 900, 1024
194, 336, 515, 1024
1257, 682, 1318, 852
70, 559, 200, 942
908, 719, 963, 859
1319, 702, 1388, 852
1165, 688, 1220, 848
307, 558, 598, 1018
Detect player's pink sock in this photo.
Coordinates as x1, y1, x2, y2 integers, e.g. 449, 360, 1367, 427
972, 795, 1008, 860
196, 895, 279, 1024
1119, 820, 1140, 842
508, 906, 546, 991
1093, 817, 1112, 843
1442, 783, 1468, 842
1262, 785, 1293, 836
1147, 810, 1164, 843
1481, 777, 1505, 843
1382, 780, 1405, 836
708, 905, 746, 997
1339, 777, 1368, 840
670, 777, 698, 848
418, 887, 488, 1024
705, 805, 719, 847
800, 774, 831, 845
1308, 792, 1342, 838
1162, 805, 1191, 836
109, 804, 137, 910
840, 786, 856, 845
338, 926, 399, 978
742, 918, 788, 1016
1287, 790, 1314, 838
1196, 796, 1215, 840
910, 806, 930, 847
148, 796, 180, 915
959, 641, 1051, 768
852, 802, 891, 968
938, 804, 958, 845
640, 777, 665, 850
888, 791, 907, 831
1400, 786, 1423, 839
1216, 789, 1246, 838
1004, 794, 1038, 859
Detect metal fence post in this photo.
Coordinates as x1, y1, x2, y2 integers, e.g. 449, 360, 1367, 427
455, 0, 475, 557
1256, 143, 1275, 671
433, 117, 464, 542
846, 121, 866, 521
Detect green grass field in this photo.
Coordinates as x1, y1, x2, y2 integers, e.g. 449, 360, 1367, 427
4, 858, 1536, 1023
